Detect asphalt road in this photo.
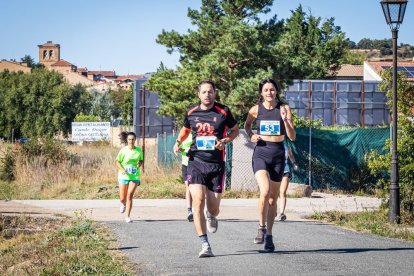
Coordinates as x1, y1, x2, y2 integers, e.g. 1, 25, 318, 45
107, 219, 414, 276
3, 196, 412, 275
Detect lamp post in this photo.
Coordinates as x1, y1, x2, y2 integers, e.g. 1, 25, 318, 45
380, 0, 408, 224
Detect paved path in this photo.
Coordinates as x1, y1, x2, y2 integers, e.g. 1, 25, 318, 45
2, 194, 413, 275
5, 193, 382, 221
108, 219, 414, 276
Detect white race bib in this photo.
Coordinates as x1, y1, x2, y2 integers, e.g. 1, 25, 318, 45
125, 165, 137, 175
260, 120, 280, 135
196, 136, 216, 150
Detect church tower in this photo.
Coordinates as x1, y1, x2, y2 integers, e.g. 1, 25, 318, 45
38, 41, 60, 68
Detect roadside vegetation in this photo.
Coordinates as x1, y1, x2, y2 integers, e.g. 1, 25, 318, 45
311, 72, 414, 240
0, 213, 134, 275
311, 208, 414, 242
0, 139, 186, 200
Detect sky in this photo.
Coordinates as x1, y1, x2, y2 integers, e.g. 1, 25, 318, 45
1, 0, 413, 75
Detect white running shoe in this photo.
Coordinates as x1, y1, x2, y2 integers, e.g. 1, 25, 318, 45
198, 243, 214, 258
119, 204, 126, 214
125, 217, 132, 223
205, 210, 218, 233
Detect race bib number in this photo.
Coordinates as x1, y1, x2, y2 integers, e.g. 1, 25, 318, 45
125, 166, 137, 175
196, 136, 216, 150
260, 120, 280, 135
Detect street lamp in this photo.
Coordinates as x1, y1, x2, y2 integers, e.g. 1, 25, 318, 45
380, 0, 408, 224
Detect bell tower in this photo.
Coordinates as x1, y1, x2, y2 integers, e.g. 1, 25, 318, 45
38, 41, 60, 68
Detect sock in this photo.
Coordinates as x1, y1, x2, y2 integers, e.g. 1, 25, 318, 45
259, 225, 266, 229
199, 234, 209, 245
206, 210, 214, 218
187, 207, 192, 213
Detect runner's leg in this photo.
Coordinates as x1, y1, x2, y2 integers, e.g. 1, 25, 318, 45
125, 182, 138, 218
189, 184, 207, 235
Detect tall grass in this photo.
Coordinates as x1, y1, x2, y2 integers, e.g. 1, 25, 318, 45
0, 140, 184, 199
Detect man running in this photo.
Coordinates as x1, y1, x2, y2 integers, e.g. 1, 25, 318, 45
173, 80, 239, 258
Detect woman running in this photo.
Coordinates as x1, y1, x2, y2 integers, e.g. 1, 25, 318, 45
244, 78, 296, 252
115, 132, 143, 223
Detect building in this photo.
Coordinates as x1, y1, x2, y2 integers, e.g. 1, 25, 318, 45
364, 60, 414, 83
1, 41, 143, 91
0, 60, 31, 73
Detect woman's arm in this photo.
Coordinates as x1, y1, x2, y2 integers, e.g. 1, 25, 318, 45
244, 105, 261, 143
287, 147, 298, 171
115, 160, 126, 174
281, 105, 296, 141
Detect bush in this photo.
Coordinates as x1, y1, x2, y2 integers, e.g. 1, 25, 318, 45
0, 146, 16, 181
368, 70, 414, 222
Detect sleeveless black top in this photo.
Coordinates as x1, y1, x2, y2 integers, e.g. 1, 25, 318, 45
256, 102, 286, 136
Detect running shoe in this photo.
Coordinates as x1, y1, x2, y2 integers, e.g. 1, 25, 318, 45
187, 211, 194, 222
119, 204, 126, 214
254, 227, 266, 244
276, 213, 287, 222
125, 217, 132, 223
205, 210, 218, 233
264, 235, 275, 252
198, 243, 214, 258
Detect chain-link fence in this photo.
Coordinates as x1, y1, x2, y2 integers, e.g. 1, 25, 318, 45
157, 128, 389, 191
157, 132, 233, 189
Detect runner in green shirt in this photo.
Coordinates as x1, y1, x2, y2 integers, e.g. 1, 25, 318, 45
115, 132, 143, 223
180, 133, 193, 221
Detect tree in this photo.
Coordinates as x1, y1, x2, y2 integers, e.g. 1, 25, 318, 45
20, 55, 35, 68
368, 70, 414, 221
146, 1, 348, 120
0, 69, 92, 138
339, 49, 366, 65
20, 55, 45, 69
89, 89, 114, 121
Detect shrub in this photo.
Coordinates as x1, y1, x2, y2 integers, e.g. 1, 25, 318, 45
367, 70, 414, 222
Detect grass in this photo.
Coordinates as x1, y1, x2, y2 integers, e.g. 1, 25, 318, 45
0, 141, 268, 200
0, 142, 189, 200
0, 214, 134, 275
311, 208, 414, 242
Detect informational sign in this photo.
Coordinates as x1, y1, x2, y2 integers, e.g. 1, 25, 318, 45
72, 122, 110, 142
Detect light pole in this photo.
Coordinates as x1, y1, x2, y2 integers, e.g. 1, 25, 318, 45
380, 0, 408, 224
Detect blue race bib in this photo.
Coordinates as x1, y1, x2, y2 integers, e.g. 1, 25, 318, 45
195, 136, 216, 150
260, 120, 280, 135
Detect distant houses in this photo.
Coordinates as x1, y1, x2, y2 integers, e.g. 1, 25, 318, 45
1, 41, 146, 91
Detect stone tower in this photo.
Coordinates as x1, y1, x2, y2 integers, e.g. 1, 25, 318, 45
38, 41, 60, 68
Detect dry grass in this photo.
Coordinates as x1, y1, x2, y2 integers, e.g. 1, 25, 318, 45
1, 142, 185, 199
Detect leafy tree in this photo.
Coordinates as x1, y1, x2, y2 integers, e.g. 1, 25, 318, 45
20, 55, 35, 68
121, 85, 134, 126
20, 55, 45, 69
89, 89, 114, 121
0, 69, 92, 137
74, 113, 101, 122
147, 1, 348, 120
339, 49, 366, 65
275, 6, 348, 80
368, 70, 414, 221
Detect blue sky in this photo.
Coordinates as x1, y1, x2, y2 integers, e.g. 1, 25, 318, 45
1, 0, 413, 75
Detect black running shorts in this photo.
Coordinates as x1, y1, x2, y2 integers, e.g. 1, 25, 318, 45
252, 140, 285, 182
186, 158, 225, 193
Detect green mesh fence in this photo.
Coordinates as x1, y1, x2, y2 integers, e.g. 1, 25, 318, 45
288, 127, 390, 190
157, 133, 180, 168
157, 128, 390, 191
157, 133, 233, 189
